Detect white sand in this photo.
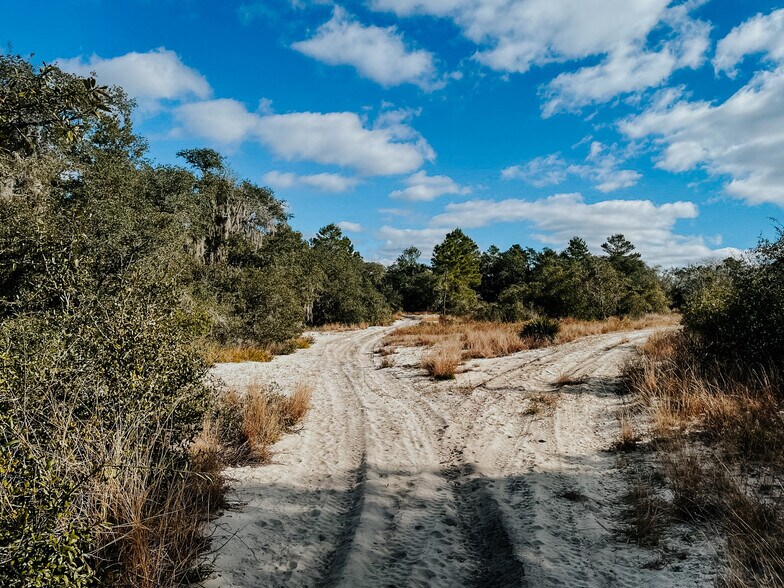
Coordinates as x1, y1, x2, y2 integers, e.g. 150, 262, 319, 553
204, 321, 717, 587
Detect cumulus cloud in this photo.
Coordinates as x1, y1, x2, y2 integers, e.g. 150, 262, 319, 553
371, 0, 709, 112
375, 225, 451, 261
429, 192, 738, 266
714, 8, 784, 76
292, 7, 439, 89
174, 100, 434, 176
337, 221, 364, 232
622, 32, 784, 206
57, 48, 211, 106
502, 154, 569, 187
262, 170, 359, 193
503, 142, 641, 193
541, 12, 710, 116
390, 170, 470, 201
256, 111, 433, 175
175, 99, 260, 143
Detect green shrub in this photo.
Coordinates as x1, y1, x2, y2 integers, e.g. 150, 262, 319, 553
683, 231, 784, 367
0, 442, 96, 588
519, 317, 560, 343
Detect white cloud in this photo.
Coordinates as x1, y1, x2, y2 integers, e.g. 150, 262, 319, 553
174, 100, 434, 176
292, 7, 439, 89
175, 99, 261, 143
541, 15, 710, 116
503, 143, 640, 193
390, 170, 470, 201
57, 48, 211, 105
621, 67, 784, 205
376, 225, 451, 261
263, 170, 359, 192
714, 8, 784, 76
337, 221, 364, 232
429, 192, 738, 266
371, 0, 709, 112
255, 111, 433, 175
502, 154, 568, 187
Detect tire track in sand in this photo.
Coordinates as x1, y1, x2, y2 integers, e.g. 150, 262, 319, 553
208, 323, 700, 587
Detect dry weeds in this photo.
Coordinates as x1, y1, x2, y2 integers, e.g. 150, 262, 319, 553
385, 314, 677, 378
552, 372, 588, 388
194, 382, 312, 466
556, 313, 680, 343
524, 393, 559, 415
206, 337, 315, 364
620, 473, 669, 547
421, 340, 463, 379
615, 414, 640, 451
622, 330, 784, 586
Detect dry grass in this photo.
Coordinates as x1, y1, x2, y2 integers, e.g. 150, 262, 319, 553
622, 332, 784, 453
615, 414, 641, 451
312, 313, 400, 332
194, 382, 312, 466
311, 322, 371, 332
206, 336, 315, 363
622, 330, 784, 586
524, 392, 559, 415
379, 355, 394, 369
421, 340, 463, 380
383, 314, 678, 377
620, 473, 669, 547
96, 437, 225, 588
552, 372, 588, 388
556, 313, 680, 343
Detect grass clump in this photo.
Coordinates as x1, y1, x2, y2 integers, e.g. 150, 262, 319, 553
621, 328, 784, 586
620, 474, 670, 547
519, 317, 560, 345
524, 393, 559, 415
194, 382, 312, 466
421, 341, 463, 380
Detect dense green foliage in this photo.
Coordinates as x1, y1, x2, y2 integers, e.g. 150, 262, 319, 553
677, 230, 784, 367
382, 247, 437, 312
310, 224, 393, 325
386, 232, 669, 320
432, 228, 482, 315
0, 54, 390, 586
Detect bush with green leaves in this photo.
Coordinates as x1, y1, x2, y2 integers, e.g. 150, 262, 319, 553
519, 317, 560, 343
683, 230, 784, 367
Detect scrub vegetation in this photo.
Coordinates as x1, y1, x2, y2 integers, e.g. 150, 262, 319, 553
621, 232, 784, 587
2, 51, 782, 588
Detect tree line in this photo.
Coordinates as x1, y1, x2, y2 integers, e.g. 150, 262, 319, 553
383, 230, 668, 321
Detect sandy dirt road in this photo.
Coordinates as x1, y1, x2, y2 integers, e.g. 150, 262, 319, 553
205, 320, 715, 588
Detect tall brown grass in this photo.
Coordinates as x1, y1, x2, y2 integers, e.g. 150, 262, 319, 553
557, 313, 680, 343
385, 313, 676, 378
206, 336, 314, 363
622, 330, 784, 586
193, 382, 312, 466
421, 340, 463, 379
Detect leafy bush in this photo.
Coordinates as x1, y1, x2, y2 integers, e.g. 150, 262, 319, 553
683, 230, 784, 367
519, 317, 560, 343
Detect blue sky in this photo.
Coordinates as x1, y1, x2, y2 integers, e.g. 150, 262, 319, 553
4, 0, 784, 266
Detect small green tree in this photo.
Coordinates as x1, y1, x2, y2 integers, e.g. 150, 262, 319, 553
432, 229, 481, 315
382, 247, 437, 311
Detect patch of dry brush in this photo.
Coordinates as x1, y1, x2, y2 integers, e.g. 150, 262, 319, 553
384, 313, 676, 380
193, 382, 312, 466
621, 331, 784, 586
206, 336, 314, 363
